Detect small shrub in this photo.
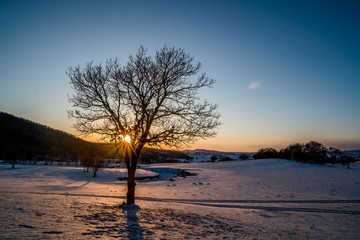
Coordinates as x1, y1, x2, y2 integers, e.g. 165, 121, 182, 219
238, 154, 249, 160
210, 155, 218, 162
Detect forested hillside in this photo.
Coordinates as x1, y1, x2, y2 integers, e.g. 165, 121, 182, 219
0, 112, 190, 163
0, 112, 115, 162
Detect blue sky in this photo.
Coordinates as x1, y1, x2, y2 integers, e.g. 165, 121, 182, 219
0, 0, 359, 151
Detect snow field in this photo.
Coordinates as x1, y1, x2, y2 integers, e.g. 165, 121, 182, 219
0, 159, 359, 239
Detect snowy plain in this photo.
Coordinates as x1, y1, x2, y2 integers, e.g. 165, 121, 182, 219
0, 159, 359, 239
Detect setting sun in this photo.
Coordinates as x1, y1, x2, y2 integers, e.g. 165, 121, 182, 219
124, 135, 131, 143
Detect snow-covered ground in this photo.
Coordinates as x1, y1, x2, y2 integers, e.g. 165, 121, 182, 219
0, 159, 359, 239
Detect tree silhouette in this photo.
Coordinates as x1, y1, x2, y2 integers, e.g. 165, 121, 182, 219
304, 141, 328, 163
67, 46, 221, 204
253, 148, 278, 159
279, 143, 305, 161
328, 147, 342, 166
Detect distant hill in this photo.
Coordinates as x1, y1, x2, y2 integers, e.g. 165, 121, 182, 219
183, 149, 253, 156
0, 112, 190, 163
343, 150, 360, 159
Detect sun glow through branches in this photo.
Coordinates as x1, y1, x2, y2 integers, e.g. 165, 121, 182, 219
124, 135, 131, 143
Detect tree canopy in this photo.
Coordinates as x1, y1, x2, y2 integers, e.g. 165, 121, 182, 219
68, 46, 221, 149
67, 46, 221, 204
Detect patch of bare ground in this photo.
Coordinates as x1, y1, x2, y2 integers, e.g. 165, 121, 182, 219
74, 204, 245, 239
74, 204, 301, 239
0, 192, 350, 239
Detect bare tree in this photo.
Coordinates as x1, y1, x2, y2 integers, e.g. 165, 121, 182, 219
67, 46, 221, 204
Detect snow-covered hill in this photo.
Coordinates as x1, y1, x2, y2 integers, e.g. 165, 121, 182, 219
183, 149, 254, 162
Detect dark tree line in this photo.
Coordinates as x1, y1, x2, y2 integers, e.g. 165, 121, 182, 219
253, 140, 355, 167
0, 112, 191, 170
0, 112, 117, 166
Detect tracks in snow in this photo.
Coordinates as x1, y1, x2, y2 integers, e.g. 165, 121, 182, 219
1, 191, 360, 215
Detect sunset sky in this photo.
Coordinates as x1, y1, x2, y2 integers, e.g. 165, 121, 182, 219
1, 0, 359, 151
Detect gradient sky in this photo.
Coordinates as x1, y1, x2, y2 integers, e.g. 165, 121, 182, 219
1, 0, 359, 151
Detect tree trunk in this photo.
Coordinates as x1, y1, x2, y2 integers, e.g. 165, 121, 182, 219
126, 167, 136, 204
124, 143, 143, 205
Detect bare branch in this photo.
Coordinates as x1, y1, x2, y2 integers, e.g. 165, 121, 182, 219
68, 45, 221, 151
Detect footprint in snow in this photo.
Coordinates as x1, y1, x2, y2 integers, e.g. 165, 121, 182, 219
193, 182, 210, 186
18, 224, 35, 229
42, 231, 63, 234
